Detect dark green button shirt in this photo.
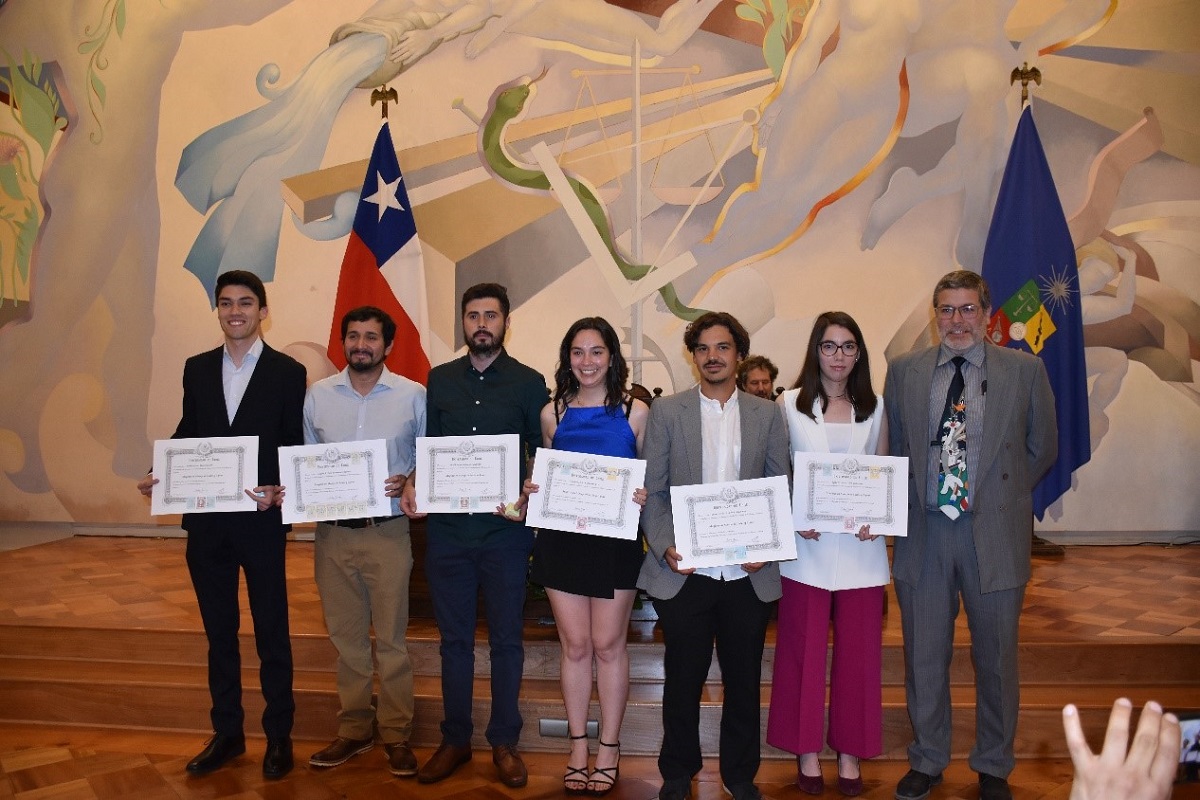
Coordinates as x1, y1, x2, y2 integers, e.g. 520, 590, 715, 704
425, 350, 548, 546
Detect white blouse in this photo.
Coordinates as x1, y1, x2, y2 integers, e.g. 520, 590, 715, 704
777, 389, 891, 591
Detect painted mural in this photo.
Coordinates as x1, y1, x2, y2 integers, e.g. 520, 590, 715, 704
0, 0, 1196, 536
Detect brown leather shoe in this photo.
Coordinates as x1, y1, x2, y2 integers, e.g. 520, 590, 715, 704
493, 743, 528, 788
417, 741, 472, 784
309, 736, 374, 768
385, 742, 419, 777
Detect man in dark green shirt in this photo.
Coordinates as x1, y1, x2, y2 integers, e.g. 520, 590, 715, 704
402, 283, 547, 788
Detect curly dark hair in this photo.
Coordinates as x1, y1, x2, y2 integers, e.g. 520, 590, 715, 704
791, 311, 877, 423
340, 306, 397, 347
683, 311, 750, 359
552, 317, 629, 413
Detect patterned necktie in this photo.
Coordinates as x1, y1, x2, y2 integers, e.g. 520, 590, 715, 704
937, 356, 968, 519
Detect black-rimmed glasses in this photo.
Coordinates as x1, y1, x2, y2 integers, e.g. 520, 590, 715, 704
819, 341, 859, 357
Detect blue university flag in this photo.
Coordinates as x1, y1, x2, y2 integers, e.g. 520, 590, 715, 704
981, 105, 1090, 519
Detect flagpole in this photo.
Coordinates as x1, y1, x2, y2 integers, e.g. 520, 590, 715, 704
997, 65, 1066, 558
629, 40, 646, 387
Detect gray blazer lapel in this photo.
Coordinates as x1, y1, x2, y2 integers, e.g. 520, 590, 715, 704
679, 392, 704, 484
906, 350, 937, 495
739, 396, 765, 480
978, 347, 1019, 485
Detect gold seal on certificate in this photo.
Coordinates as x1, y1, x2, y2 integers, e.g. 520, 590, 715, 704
527, 447, 646, 540
277, 439, 391, 524
151, 436, 260, 515
670, 475, 796, 568
415, 434, 520, 514
792, 453, 909, 536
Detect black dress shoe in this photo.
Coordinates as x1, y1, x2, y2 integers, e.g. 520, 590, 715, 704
978, 773, 1013, 800
894, 769, 942, 800
658, 778, 691, 800
263, 738, 294, 780
186, 733, 246, 775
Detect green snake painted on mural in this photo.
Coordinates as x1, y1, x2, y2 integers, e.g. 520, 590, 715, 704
478, 75, 705, 322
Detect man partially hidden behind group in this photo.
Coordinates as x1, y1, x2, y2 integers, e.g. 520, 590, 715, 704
301, 306, 425, 777
885, 270, 1057, 800
401, 283, 548, 788
736, 354, 779, 399
137, 270, 306, 779
638, 312, 790, 800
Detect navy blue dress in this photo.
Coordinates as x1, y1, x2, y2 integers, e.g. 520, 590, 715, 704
529, 404, 644, 598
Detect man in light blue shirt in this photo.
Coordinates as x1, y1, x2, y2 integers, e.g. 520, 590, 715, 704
302, 306, 426, 777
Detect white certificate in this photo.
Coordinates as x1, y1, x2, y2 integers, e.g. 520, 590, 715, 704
151, 436, 259, 515
278, 439, 391, 524
670, 475, 796, 568
527, 448, 645, 540
793, 453, 909, 537
415, 434, 520, 513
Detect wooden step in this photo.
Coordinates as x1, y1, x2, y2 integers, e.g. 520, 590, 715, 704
3, 645, 1196, 759
3, 623, 1197, 686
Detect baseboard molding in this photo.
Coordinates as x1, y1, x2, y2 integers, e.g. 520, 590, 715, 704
1036, 530, 1200, 546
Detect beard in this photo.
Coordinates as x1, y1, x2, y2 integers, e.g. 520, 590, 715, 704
465, 325, 506, 358
346, 350, 384, 373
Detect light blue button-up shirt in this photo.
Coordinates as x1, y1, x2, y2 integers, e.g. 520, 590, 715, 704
303, 367, 426, 516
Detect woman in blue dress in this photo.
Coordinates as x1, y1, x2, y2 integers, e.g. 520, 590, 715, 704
524, 317, 648, 796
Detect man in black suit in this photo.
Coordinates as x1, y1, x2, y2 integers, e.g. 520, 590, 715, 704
138, 270, 306, 779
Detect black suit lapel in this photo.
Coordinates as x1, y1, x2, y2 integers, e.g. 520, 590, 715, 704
230, 345, 273, 432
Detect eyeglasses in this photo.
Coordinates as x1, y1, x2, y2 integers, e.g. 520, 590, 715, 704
935, 304, 981, 320
818, 340, 859, 357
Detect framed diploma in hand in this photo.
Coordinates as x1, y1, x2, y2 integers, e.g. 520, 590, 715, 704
670, 475, 796, 568
415, 434, 520, 513
151, 436, 259, 515
277, 439, 391, 524
792, 453, 909, 536
527, 448, 646, 540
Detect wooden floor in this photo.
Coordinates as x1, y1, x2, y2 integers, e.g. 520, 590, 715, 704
1, 724, 1199, 799
0, 535, 1198, 798
0, 535, 1197, 640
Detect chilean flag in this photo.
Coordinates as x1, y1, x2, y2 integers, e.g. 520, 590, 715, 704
327, 121, 431, 385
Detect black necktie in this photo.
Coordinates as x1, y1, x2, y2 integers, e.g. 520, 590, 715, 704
942, 356, 965, 426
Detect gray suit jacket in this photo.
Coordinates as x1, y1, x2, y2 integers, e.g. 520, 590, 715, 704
884, 343, 1057, 593
637, 388, 792, 602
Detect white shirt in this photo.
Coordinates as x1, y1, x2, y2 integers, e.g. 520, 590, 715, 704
778, 389, 890, 590
696, 388, 747, 582
222, 336, 263, 424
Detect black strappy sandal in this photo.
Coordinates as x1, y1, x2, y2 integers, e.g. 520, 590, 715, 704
588, 740, 620, 797
564, 733, 590, 795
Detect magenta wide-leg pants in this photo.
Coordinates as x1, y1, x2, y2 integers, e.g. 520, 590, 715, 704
766, 578, 884, 758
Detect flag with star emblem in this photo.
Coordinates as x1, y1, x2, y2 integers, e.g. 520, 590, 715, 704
981, 105, 1089, 519
326, 121, 430, 384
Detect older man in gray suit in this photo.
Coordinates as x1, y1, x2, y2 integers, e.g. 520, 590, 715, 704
638, 311, 790, 800
885, 270, 1057, 800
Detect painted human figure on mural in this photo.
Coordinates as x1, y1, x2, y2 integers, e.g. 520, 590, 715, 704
693, 0, 1113, 279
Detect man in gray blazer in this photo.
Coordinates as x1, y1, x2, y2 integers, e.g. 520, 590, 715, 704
885, 270, 1057, 800
638, 312, 790, 800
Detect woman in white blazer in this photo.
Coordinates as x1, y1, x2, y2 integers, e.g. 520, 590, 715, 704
766, 311, 889, 797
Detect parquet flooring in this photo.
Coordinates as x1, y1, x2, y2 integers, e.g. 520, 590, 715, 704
0, 534, 1196, 642
0, 535, 1198, 796
2, 724, 1199, 799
